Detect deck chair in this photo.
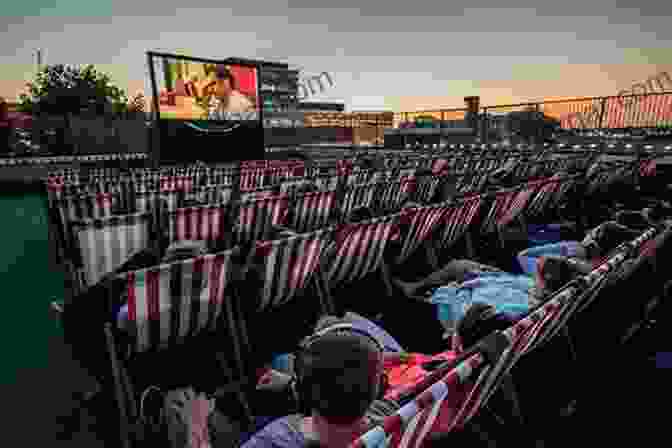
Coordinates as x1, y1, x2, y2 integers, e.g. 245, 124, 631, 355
340, 182, 379, 220
240, 185, 279, 202
69, 212, 159, 297
323, 214, 402, 313
51, 192, 118, 255
525, 176, 560, 220
349, 319, 535, 448
184, 184, 233, 206
107, 247, 252, 447
433, 195, 483, 264
237, 229, 335, 374
232, 194, 290, 246
375, 179, 413, 215
285, 190, 337, 234
165, 203, 229, 247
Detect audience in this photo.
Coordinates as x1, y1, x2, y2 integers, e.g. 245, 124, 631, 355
164, 306, 515, 448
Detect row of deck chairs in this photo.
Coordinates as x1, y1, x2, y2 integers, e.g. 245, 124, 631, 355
46, 149, 597, 298
351, 224, 672, 447
47, 146, 666, 447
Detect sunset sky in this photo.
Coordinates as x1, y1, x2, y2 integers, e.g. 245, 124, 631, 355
1, 1, 671, 112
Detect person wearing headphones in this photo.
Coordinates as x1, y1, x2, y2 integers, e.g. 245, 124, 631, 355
165, 305, 518, 448
166, 314, 400, 448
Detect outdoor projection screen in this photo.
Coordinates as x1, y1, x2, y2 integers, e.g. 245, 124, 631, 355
147, 51, 264, 164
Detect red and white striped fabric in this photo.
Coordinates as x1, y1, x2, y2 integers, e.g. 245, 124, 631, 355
639, 159, 657, 177
234, 195, 290, 244
350, 277, 599, 448
441, 195, 482, 248
497, 182, 538, 227
327, 214, 400, 288
480, 192, 511, 233
340, 183, 378, 218
288, 191, 337, 233
121, 249, 238, 353
252, 229, 333, 311
168, 204, 228, 243
71, 212, 154, 293
396, 205, 451, 264
160, 176, 194, 192
240, 168, 266, 191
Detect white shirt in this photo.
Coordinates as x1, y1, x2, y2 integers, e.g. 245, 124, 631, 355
207, 90, 256, 120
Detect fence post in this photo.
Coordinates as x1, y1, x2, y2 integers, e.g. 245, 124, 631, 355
598, 97, 607, 130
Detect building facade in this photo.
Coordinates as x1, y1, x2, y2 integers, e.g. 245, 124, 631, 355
224, 57, 300, 114
297, 101, 345, 112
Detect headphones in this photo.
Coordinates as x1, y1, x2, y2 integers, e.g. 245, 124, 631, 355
293, 323, 388, 415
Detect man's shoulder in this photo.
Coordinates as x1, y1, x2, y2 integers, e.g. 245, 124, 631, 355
242, 415, 305, 448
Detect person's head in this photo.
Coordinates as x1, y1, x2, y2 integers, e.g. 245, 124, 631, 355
455, 303, 514, 351
212, 65, 236, 99
535, 255, 592, 294
295, 316, 385, 425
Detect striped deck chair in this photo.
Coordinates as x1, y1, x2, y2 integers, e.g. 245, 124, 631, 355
340, 182, 378, 219
166, 204, 229, 244
347, 169, 373, 186
314, 175, 340, 192
52, 192, 118, 262
412, 176, 441, 204
366, 293, 577, 448
525, 177, 560, 219
480, 191, 514, 234
287, 190, 337, 233
497, 182, 539, 228
240, 186, 279, 202
639, 158, 657, 177
250, 228, 334, 313
395, 205, 451, 265
108, 248, 251, 447
70, 212, 156, 295
550, 177, 577, 209
375, 180, 411, 214
280, 179, 310, 196
439, 195, 483, 256
135, 190, 180, 214
240, 168, 266, 190
159, 176, 194, 193
116, 248, 242, 354
233, 195, 290, 245
325, 214, 400, 293
183, 184, 232, 206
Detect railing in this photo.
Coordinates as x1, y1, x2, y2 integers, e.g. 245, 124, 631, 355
394, 91, 672, 133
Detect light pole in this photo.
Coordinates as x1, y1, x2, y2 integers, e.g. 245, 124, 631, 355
35, 49, 43, 73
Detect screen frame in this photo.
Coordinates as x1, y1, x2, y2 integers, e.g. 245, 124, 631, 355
146, 51, 265, 165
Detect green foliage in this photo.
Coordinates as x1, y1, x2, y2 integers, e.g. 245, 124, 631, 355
18, 64, 129, 118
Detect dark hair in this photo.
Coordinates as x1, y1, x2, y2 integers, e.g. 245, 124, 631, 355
457, 303, 514, 350
296, 319, 383, 425
537, 256, 590, 293
214, 65, 237, 90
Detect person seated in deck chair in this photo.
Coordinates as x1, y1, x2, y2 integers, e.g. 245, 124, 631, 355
393, 220, 643, 339
164, 308, 515, 448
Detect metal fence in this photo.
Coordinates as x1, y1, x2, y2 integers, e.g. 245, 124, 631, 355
395, 91, 672, 132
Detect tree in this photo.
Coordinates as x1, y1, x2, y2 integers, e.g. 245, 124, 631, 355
18, 64, 130, 153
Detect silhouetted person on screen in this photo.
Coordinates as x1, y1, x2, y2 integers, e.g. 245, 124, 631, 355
204, 66, 255, 119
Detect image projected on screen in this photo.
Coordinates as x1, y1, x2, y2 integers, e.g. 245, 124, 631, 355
154, 56, 259, 122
